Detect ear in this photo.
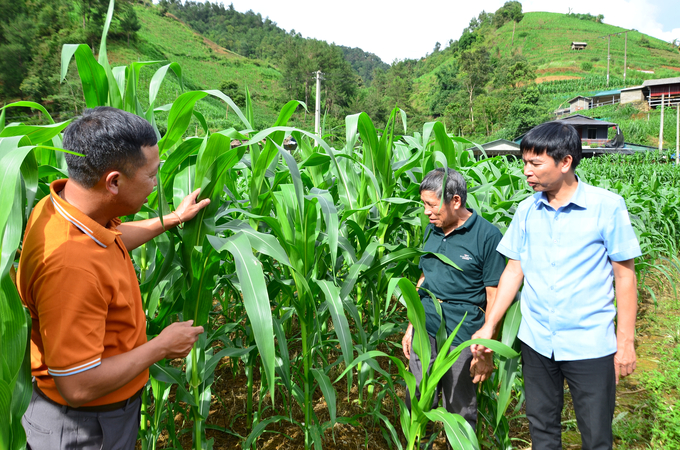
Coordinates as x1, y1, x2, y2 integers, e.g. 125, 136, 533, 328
560, 155, 573, 174
450, 194, 463, 209
105, 171, 123, 195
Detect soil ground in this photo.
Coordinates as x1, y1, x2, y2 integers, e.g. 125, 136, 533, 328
145, 272, 679, 450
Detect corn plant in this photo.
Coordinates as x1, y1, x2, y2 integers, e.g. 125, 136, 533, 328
5, 2, 680, 448
0, 106, 83, 450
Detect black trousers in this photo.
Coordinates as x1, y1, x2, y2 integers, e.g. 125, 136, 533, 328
521, 341, 616, 450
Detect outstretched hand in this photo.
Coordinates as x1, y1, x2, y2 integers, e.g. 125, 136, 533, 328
157, 320, 204, 360
175, 188, 211, 223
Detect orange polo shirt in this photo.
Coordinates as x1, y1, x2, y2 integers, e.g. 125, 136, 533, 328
17, 179, 148, 406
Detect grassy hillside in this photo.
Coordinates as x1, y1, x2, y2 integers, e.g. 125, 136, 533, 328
490, 12, 680, 80
405, 11, 680, 139
89, 4, 291, 132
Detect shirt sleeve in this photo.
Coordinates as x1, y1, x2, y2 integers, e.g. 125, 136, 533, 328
33, 266, 108, 377
603, 197, 642, 262
483, 228, 507, 286
497, 212, 524, 261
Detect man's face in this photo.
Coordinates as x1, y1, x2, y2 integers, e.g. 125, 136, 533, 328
522, 151, 570, 193
117, 144, 160, 215
421, 190, 455, 229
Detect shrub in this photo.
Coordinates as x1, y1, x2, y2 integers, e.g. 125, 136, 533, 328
581, 62, 593, 71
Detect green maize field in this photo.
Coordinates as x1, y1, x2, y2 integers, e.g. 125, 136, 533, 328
2, 2, 679, 449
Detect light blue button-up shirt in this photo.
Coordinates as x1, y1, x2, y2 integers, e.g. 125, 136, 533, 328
497, 178, 642, 360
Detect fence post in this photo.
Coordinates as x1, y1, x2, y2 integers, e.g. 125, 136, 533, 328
659, 94, 664, 156
675, 102, 680, 169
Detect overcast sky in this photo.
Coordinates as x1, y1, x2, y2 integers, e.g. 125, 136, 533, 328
221, 0, 680, 63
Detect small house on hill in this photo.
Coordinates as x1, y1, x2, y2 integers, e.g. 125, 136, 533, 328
642, 77, 680, 108
591, 89, 621, 108
620, 85, 646, 104
565, 90, 621, 114
515, 115, 617, 149
571, 42, 587, 50
558, 114, 616, 146
568, 96, 591, 113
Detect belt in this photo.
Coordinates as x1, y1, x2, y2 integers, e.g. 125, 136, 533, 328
34, 382, 143, 413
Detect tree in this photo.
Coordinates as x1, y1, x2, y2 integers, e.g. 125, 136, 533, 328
493, 55, 535, 89
493, 1, 523, 28
459, 48, 491, 124
429, 63, 460, 116
0, 11, 35, 98
120, 5, 141, 47
220, 80, 245, 106
458, 30, 476, 51
503, 84, 550, 138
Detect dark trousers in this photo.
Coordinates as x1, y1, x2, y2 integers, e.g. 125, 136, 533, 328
407, 333, 477, 430
23, 387, 141, 450
521, 341, 616, 450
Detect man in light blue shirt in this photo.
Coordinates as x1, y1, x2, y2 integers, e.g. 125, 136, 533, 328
472, 121, 641, 450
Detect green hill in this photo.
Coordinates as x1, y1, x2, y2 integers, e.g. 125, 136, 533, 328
121, 5, 286, 130
490, 12, 680, 80
410, 11, 680, 109
3, 1, 679, 145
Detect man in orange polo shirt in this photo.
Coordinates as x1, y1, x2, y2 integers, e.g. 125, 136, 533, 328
17, 107, 208, 449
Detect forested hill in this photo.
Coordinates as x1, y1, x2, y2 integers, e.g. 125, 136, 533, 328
157, 0, 388, 86
2, 0, 679, 146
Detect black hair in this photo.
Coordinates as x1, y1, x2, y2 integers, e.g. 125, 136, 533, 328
63, 107, 157, 188
520, 121, 582, 169
419, 168, 467, 206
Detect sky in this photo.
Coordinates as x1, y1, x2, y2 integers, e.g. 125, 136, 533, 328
221, 0, 680, 63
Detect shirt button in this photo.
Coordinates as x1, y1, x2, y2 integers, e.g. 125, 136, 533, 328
552, 331, 557, 335
551, 262, 556, 266
550, 286, 554, 290
550, 309, 554, 313
554, 216, 558, 220
553, 239, 558, 244
443, 239, 446, 242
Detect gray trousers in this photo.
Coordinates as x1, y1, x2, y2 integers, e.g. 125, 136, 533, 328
22, 388, 141, 450
407, 333, 477, 430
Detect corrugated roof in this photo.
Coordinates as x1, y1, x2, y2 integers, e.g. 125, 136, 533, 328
620, 85, 645, 92
567, 95, 591, 103
642, 77, 680, 87
558, 115, 617, 126
592, 89, 621, 97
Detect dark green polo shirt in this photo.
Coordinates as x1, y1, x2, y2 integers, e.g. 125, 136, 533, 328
419, 209, 506, 346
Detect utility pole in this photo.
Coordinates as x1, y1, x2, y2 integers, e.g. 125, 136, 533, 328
607, 35, 610, 86
623, 31, 628, 86
659, 94, 665, 156
598, 31, 629, 87
314, 70, 324, 135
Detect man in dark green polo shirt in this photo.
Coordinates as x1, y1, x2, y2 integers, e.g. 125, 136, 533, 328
402, 167, 506, 432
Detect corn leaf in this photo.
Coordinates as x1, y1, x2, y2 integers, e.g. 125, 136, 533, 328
61, 44, 108, 108
216, 232, 276, 404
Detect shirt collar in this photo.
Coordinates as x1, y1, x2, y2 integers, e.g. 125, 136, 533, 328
533, 176, 587, 210
432, 209, 478, 235
49, 179, 120, 248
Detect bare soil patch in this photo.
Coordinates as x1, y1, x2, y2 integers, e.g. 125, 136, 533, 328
535, 75, 582, 84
